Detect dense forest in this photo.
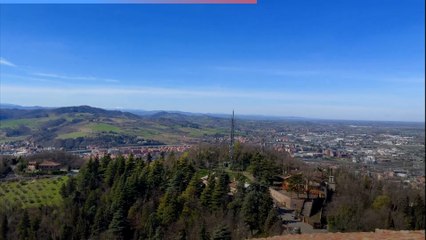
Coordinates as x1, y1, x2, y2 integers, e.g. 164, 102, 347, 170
0, 144, 424, 240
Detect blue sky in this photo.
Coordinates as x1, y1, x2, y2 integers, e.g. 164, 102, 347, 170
0, 1, 424, 121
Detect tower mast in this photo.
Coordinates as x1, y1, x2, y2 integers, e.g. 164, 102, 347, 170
229, 110, 235, 167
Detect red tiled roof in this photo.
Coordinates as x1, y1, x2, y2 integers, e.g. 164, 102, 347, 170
39, 160, 61, 167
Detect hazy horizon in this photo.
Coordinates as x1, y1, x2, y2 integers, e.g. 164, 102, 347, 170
2, 102, 426, 124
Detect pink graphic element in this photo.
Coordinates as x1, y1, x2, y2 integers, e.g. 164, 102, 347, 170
124, 0, 257, 4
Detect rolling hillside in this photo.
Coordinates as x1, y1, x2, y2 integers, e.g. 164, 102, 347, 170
0, 105, 231, 148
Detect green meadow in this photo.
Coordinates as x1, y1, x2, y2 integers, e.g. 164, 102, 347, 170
0, 176, 68, 209
57, 131, 89, 139
89, 123, 122, 132
0, 118, 41, 129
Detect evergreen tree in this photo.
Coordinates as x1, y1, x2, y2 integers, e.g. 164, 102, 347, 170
60, 177, 76, 198
287, 174, 304, 198
212, 224, 231, 240
264, 208, 280, 234
100, 154, 112, 171
144, 213, 159, 239
169, 157, 195, 194
147, 153, 153, 163
78, 158, 101, 194
413, 194, 425, 230
59, 225, 73, 240
200, 175, 216, 208
124, 154, 136, 178
157, 190, 180, 225
105, 159, 118, 187
148, 160, 165, 191
18, 210, 30, 240
180, 175, 203, 202
211, 172, 230, 209
83, 191, 98, 224
30, 216, 40, 240
0, 215, 8, 240
91, 206, 108, 237
199, 223, 210, 240
108, 206, 129, 239
228, 178, 246, 216
110, 177, 127, 214
176, 229, 187, 240
242, 183, 273, 235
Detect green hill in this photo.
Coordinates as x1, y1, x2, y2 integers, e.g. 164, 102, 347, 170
0, 106, 230, 149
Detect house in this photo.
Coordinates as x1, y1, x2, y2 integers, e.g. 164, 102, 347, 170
38, 160, 61, 171
27, 161, 37, 171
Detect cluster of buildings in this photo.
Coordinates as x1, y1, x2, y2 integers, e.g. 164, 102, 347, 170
268, 172, 336, 230
250, 124, 425, 189
82, 144, 192, 159
0, 141, 54, 156
0, 141, 192, 161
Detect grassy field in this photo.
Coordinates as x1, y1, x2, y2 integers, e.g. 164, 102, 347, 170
89, 123, 122, 133
56, 122, 122, 139
0, 118, 42, 129
0, 176, 68, 209
57, 131, 89, 139
0, 135, 27, 143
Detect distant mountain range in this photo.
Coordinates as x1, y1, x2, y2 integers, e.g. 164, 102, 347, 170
0, 103, 307, 121
0, 103, 49, 110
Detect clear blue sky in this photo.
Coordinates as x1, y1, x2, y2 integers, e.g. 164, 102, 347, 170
0, 1, 424, 121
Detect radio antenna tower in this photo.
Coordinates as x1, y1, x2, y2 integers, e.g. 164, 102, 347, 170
229, 110, 235, 166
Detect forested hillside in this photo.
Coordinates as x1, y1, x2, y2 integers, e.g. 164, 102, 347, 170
0, 145, 286, 240
0, 144, 424, 240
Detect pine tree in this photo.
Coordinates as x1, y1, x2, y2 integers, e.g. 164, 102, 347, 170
144, 213, 159, 239
0, 215, 8, 240
264, 208, 279, 234
200, 175, 216, 208
105, 159, 117, 187
108, 206, 129, 239
211, 173, 230, 209
100, 154, 112, 171
147, 153, 153, 163
59, 225, 73, 240
199, 223, 210, 240
18, 210, 30, 240
148, 160, 165, 190
91, 206, 108, 237
242, 183, 273, 235
157, 190, 180, 225
287, 174, 304, 198
229, 178, 246, 216
176, 229, 187, 240
242, 190, 258, 234
212, 224, 231, 240
180, 175, 202, 202
413, 194, 425, 230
